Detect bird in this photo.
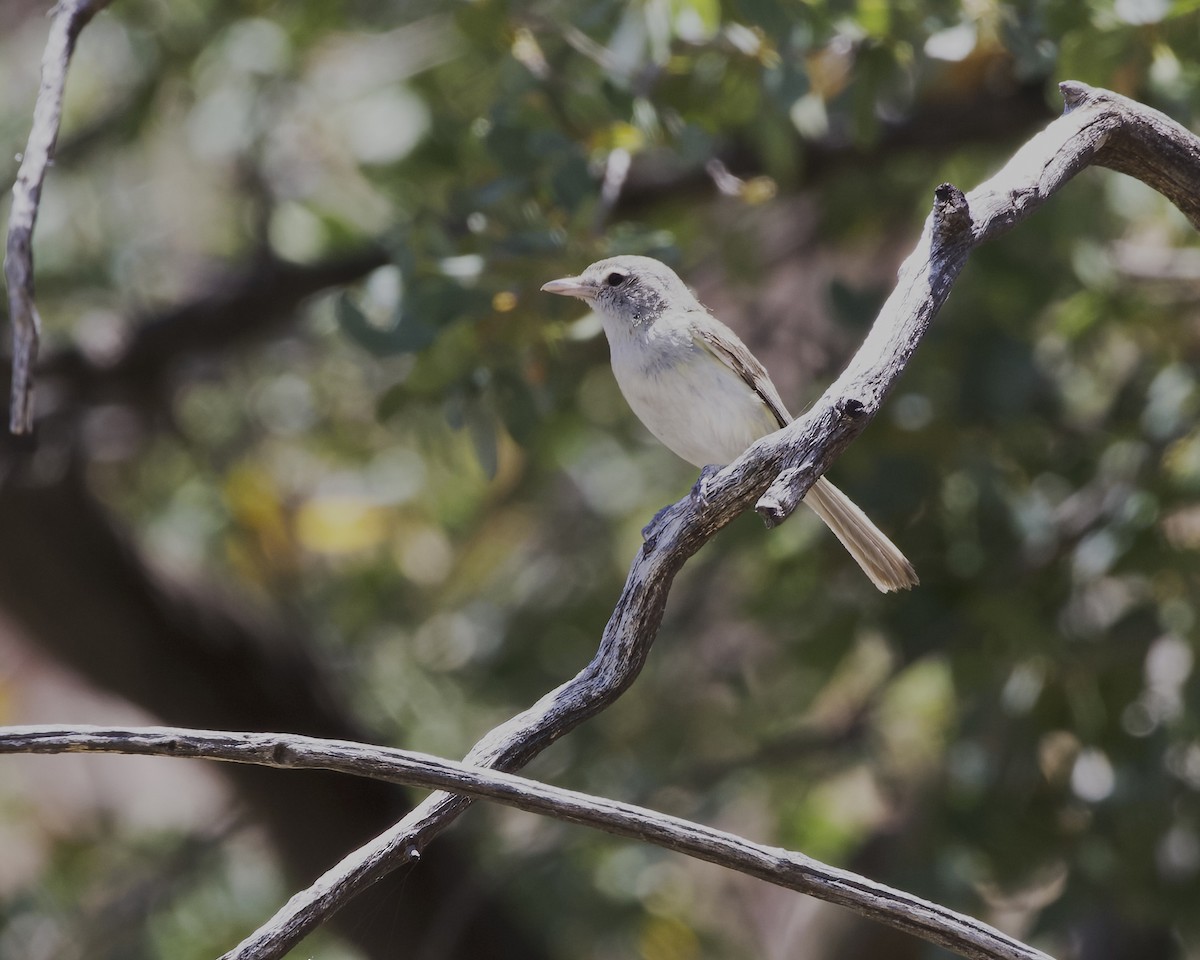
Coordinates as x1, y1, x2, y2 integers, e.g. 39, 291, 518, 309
541, 254, 917, 593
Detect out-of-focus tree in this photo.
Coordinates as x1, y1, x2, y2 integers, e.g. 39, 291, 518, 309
1, 1, 1199, 958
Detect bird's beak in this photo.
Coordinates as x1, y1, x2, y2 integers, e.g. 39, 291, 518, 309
540, 276, 595, 300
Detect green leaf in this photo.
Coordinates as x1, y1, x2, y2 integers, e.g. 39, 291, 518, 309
391, 302, 441, 353
493, 373, 541, 446
375, 382, 410, 422
336, 293, 404, 356
466, 403, 499, 479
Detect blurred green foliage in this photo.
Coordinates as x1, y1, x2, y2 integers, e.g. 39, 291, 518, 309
2, 0, 1200, 958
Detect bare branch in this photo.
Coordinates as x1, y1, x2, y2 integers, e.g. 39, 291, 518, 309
0, 724, 1054, 960
1059, 82, 1200, 230
208, 81, 1200, 960
4, 0, 114, 435
752, 81, 1200, 522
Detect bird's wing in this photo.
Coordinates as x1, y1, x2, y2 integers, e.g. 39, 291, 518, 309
690, 311, 792, 428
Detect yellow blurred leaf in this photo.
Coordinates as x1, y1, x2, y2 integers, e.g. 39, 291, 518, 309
224, 464, 293, 569
739, 175, 777, 205
856, 0, 891, 38
597, 121, 645, 153
224, 465, 289, 546
295, 496, 389, 555
639, 916, 699, 960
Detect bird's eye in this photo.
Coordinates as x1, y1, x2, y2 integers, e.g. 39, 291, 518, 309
605, 271, 626, 287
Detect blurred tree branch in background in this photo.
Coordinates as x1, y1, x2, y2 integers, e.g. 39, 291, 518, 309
36, 246, 389, 412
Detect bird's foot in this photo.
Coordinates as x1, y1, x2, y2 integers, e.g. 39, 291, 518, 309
691, 464, 721, 507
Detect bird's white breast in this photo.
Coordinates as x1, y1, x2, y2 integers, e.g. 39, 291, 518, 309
601, 313, 780, 468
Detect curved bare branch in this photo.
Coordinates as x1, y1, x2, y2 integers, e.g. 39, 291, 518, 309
0, 724, 1054, 960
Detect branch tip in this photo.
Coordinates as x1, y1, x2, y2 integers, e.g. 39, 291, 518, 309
1059, 81, 1093, 113
931, 183, 971, 246
755, 462, 816, 529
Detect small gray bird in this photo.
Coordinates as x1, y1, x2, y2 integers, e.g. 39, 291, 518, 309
542, 254, 917, 592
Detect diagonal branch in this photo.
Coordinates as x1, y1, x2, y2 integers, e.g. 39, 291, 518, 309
752, 81, 1200, 520
4, 0, 115, 436
215, 82, 1200, 960
0, 724, 1054, 960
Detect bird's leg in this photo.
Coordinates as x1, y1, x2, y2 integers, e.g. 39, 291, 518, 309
692, 464, 721, 506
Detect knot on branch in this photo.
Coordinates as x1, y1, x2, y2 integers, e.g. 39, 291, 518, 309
931, 183, 971, 251
839, 397, 867, 420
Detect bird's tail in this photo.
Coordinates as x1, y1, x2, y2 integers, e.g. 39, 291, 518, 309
804, 477, 918, 593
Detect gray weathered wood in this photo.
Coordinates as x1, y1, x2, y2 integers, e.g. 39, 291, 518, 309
5, 0, 114, 435
0, 724, 1054, 960
754, 82, 1200, 521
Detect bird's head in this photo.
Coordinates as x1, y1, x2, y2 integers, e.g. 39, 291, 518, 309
540, 255, 697, 327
